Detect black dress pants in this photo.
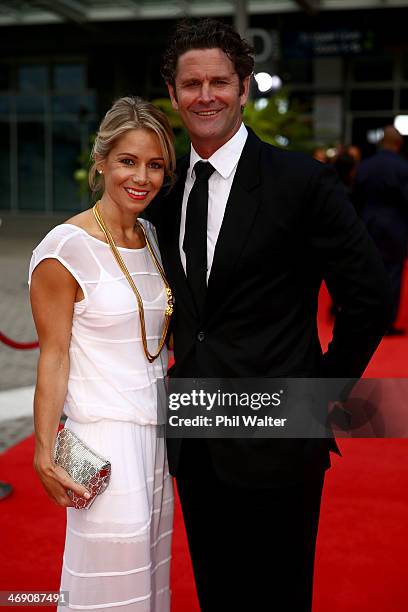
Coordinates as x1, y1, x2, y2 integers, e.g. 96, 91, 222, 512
176, 439, 325, 612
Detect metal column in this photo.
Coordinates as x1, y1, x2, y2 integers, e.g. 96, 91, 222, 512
234, 0, 248, 37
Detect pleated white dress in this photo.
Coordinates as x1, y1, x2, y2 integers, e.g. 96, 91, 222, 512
29, 221, 174, 611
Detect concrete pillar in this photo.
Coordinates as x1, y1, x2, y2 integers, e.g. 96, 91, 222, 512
234, 0, 248, 37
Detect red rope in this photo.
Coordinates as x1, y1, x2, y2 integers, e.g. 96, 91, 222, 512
0, 332, 39, 350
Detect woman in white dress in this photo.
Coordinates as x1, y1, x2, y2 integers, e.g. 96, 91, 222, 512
29, 96, 175, 611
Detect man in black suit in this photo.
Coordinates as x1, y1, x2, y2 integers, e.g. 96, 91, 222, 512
149, 19, 391, 611
355, 125, 408, 335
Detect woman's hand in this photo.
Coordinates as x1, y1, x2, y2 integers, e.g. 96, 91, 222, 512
34, 454, 91, 507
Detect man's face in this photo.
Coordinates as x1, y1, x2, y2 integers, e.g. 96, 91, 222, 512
167, 48, 250, 154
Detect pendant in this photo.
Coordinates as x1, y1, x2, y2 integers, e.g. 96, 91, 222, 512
165, 287, 174, 316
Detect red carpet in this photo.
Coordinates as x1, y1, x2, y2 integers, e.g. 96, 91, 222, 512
0, 435, 198, 611
1, 265, 407, 611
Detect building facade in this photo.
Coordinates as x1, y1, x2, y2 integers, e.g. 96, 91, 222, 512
0, 1, 407, 214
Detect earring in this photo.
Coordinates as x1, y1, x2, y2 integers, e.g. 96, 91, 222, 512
98, 169, 103, 175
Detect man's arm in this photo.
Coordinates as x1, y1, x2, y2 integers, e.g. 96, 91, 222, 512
306, 164, 392, 377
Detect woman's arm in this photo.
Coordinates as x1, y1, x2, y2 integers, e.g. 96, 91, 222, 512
30, 259, 90, 507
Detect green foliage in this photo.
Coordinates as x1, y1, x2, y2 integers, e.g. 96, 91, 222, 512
243, 90, 313, 153
152, 98, 190, 158
74, 134, 95, 197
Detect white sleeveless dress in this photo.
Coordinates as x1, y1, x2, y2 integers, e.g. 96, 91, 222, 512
28, 221, 174, 611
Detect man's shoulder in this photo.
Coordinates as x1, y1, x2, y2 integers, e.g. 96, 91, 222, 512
255, 136, 324, 181
358, 150, 407, 178
260, 138, 317, 166
241, 125, 318, 169
356, 153, 378, 177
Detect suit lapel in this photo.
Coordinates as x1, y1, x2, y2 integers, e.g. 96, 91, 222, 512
204, 129, 262, 321
163, 158, 197, 319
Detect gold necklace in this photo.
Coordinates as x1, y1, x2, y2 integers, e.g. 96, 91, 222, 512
92, 201, 173, 363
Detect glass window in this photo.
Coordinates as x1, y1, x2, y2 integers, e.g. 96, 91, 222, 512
401, 54, 408, 80
18, 65, 48, 92
351, 56, 394, 82
82, 92, 96, 115
289, 91, 314, 113
16, 95, 45, 115
54, 64, 86, 92
0, 64, 11, 91
0, 94, 10, 115
280, 59, 314, 84
400, 89, 408, 110
0, 123, 10, 210
350, 89, 393, 111
52, 93, 96, 117
52, 94, 82, 114
53, 122, 82, 212
17, 122, 45, 210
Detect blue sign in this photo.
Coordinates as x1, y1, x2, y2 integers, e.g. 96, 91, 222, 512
283, 30, 376, 58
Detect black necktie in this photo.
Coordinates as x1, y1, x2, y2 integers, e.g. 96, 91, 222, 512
183, 161, 215, 314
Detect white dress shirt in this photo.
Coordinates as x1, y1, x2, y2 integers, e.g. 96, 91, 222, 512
179, 123, 248, 283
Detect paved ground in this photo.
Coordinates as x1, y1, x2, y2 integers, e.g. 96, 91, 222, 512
0, 213, 65, 452
0, 415, 34, 453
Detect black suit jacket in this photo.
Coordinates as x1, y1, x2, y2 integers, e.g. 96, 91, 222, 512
148, 128, 392, 487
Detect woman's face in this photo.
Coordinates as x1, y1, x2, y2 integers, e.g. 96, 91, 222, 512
98, 128, 165, 215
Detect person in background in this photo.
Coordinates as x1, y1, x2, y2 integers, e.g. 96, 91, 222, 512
313, 147, 328, 163
333, 149, 357, 201
347, 144, 362, 164
355, 125, 408, 335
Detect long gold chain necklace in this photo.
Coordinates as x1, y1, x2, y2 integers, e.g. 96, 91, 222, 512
92, 201, 173, 363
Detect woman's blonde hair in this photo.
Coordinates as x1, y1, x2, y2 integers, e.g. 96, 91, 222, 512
89, 96, 176, 193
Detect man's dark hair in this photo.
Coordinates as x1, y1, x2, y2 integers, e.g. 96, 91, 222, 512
161, 18, 254, 93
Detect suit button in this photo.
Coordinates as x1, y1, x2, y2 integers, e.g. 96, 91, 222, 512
197, 332, 205, 342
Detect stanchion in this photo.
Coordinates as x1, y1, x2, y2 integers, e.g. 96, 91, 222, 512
0, 332, 39, 350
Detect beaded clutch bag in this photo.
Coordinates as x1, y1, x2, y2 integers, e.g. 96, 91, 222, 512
54, 428, 111, 510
